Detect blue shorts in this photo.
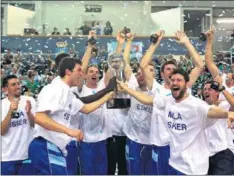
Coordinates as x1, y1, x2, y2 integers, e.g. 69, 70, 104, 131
1, 159, 31, 175
152, 145, 171, 175
79, 140, 107, 175
28, 137, 68, 175
66, 140, 80, 175
125, 138, 154, 175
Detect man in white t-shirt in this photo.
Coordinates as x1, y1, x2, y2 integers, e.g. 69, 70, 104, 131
120, 32, 155, 175
28, 58, 114, 175
52, 40, 116, 175
75, 64, 111, 175
139, 30, 204, 175
202, 80, 234, 174
117, 68, 234, 175
204, 25, 234, 100
1, 75, 36, 175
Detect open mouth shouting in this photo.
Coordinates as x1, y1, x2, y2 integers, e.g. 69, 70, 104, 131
91, 76, 98, 81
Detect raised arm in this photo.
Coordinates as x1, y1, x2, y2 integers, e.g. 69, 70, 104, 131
175, 31, 204, 88
117, 80, 153, 105
104, 31, 125, 86
205, 25, 219, 78
81, 31, 97, 73
140, 30, 165, 90
123, 32, 135, 81
115, 30, 125, 54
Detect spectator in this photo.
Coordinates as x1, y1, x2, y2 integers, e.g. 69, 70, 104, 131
74, 28, 82, 35
51, 27, 60, 35
231, 29, 234, 44
3, 49, 13, 61
79, 23, 91, 35
92, 21, 101, 35
63, 28, 72, 35
104, 21, 113, 35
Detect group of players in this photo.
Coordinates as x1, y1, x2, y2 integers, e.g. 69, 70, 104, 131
1, 25, 234, 175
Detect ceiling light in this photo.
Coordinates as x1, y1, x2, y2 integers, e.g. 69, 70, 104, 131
216, 18, 234, 24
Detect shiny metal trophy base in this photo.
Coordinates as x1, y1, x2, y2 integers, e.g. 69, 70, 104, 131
107, 98, 131, 109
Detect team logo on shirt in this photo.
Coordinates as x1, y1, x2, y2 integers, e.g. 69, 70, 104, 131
64, 113, 71, 120
167, 111, 187, 131
136, 104, 152, 113
10, 112, 28, 127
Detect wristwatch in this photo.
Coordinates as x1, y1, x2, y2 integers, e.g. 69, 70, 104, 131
219, 86, 226, 92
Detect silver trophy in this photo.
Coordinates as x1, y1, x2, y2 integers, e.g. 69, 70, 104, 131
107, 53, 131, 109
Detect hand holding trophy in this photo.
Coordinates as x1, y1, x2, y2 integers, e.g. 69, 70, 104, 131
106, 53, 131, 109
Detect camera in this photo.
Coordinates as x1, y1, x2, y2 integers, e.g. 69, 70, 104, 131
210, 81, 220, 91
87, 36, 97, 45
199, 33, 207, 42
123, 27, 131, 35
150, 34, 159, 44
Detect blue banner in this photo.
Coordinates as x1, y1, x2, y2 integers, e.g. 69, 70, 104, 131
1, 36, 206, 56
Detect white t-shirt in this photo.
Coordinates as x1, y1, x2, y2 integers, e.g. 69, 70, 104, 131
228, 129, 234, 154
123, 74, 153, 145
154, 93, 215, 175
205, 101, 230, 156
150, 81, 171, 146
106, 83, 130, 136
219, 73, 234, 100
1, 96, 36, 161
77, 83, 111, 142
34, 78, 84, 155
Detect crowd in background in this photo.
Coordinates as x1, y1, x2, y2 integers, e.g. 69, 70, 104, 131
1, 47, 233, 100
33, 21, 114, 36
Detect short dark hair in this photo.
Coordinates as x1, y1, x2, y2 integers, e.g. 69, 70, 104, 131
2, 75, 18, 87
160, 60, 177, 73
58, 58, 82, 77
86, 64, 99, 73
55, 53, 70, 67
171, 68, 190, 82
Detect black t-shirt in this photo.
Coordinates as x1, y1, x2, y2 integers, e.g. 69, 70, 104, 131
104, 27, 113, 35
63, 32, 72, 35
81, 26, 91, 35
52, 31, 60, 35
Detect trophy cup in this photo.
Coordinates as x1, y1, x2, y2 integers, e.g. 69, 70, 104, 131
107, 53, 131, 109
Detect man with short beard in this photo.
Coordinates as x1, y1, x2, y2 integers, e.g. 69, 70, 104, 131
140, 30, 204, 175
117, 68, 234, 175
202, 81, 234, 175
1, 75, 35, 175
